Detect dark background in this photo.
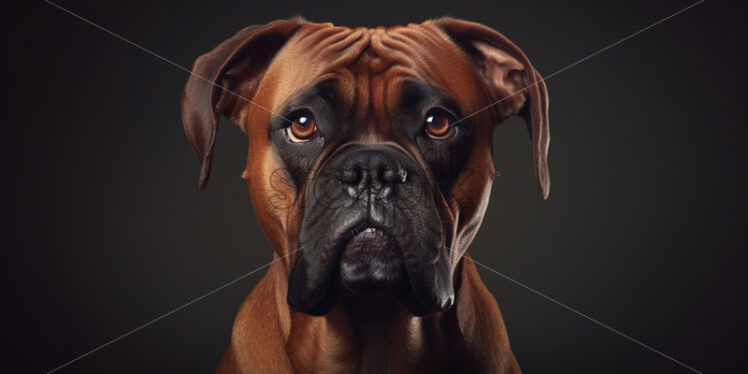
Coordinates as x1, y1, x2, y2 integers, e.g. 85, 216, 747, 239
3, 0, 746, 373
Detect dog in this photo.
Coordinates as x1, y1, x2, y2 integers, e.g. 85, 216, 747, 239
182, 17, 549, 374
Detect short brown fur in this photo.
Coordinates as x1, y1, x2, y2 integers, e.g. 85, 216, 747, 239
182, 17, 549, 374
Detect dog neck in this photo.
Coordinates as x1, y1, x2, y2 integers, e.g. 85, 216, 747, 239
276, 259, 496, 374
284, 290, 456, 374
225, 256, 519, 374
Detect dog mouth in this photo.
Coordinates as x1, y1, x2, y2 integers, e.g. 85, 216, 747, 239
338, 227, 405, 292
287, 144, 455, 317
288, 213, 454, 317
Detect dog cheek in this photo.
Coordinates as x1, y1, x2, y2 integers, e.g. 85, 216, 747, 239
247, 157, 300, 256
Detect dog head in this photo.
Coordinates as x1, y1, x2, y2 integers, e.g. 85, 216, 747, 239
182, 18, 549, 316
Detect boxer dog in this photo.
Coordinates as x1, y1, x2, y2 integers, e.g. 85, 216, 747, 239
182, 17, 549, 374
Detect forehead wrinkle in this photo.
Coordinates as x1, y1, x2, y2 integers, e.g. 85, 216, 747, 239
358, 29, 440, 137
367, 30, 417, 72
295, 24, 346, 47
386, 28, 460, 80
395, 24, 491, 115
263, 21, 494, 133
371, 27, 473, 101
267, 26, 372, 111
302, 27, 369, 62
350, 29, 425, 129
326, 28, 369, 59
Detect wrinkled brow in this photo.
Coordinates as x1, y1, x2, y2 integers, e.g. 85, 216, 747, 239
398, 79, 464, 118
277, 79, 339, 114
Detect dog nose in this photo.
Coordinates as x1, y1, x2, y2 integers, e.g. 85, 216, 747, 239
335, 149, 407, 198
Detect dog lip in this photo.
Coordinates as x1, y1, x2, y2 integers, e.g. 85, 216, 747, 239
337, 223, 387, 247
292, 186, 451, 316
330, 224, 381, 259
353, 226, 383, 241
288, 219, 391, 313
339, 225, 404, 293
341, 226, 398, 254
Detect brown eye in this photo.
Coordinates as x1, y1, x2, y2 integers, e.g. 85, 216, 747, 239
424, 111, 455, 140
287, 113, 318, 142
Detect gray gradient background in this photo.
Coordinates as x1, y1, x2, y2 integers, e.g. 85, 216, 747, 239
3, 0, 747, 373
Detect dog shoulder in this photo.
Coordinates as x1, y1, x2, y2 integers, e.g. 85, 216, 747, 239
226, 268, 295, 373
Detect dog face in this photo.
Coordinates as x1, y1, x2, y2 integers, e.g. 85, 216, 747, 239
182, 18, 549, 316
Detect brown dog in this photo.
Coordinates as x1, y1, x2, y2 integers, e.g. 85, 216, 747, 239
182, 17, 548, 374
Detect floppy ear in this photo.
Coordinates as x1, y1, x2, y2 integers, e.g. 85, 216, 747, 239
181, 19, 304, 189
435, 18, 550, 199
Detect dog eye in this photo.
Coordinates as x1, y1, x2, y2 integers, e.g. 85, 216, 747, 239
286, 113, 319, 143
424, 110, 455, 141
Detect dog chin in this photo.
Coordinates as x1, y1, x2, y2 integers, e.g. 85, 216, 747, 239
287, 225, 454, 317
338, 227, 404, 290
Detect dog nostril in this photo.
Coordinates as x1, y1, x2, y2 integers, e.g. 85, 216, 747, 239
381, 167, 407, 184
336, 168, 360, 184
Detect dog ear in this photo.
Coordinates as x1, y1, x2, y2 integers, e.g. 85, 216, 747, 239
182, 19, 304, 189
434, 18, 550, 199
